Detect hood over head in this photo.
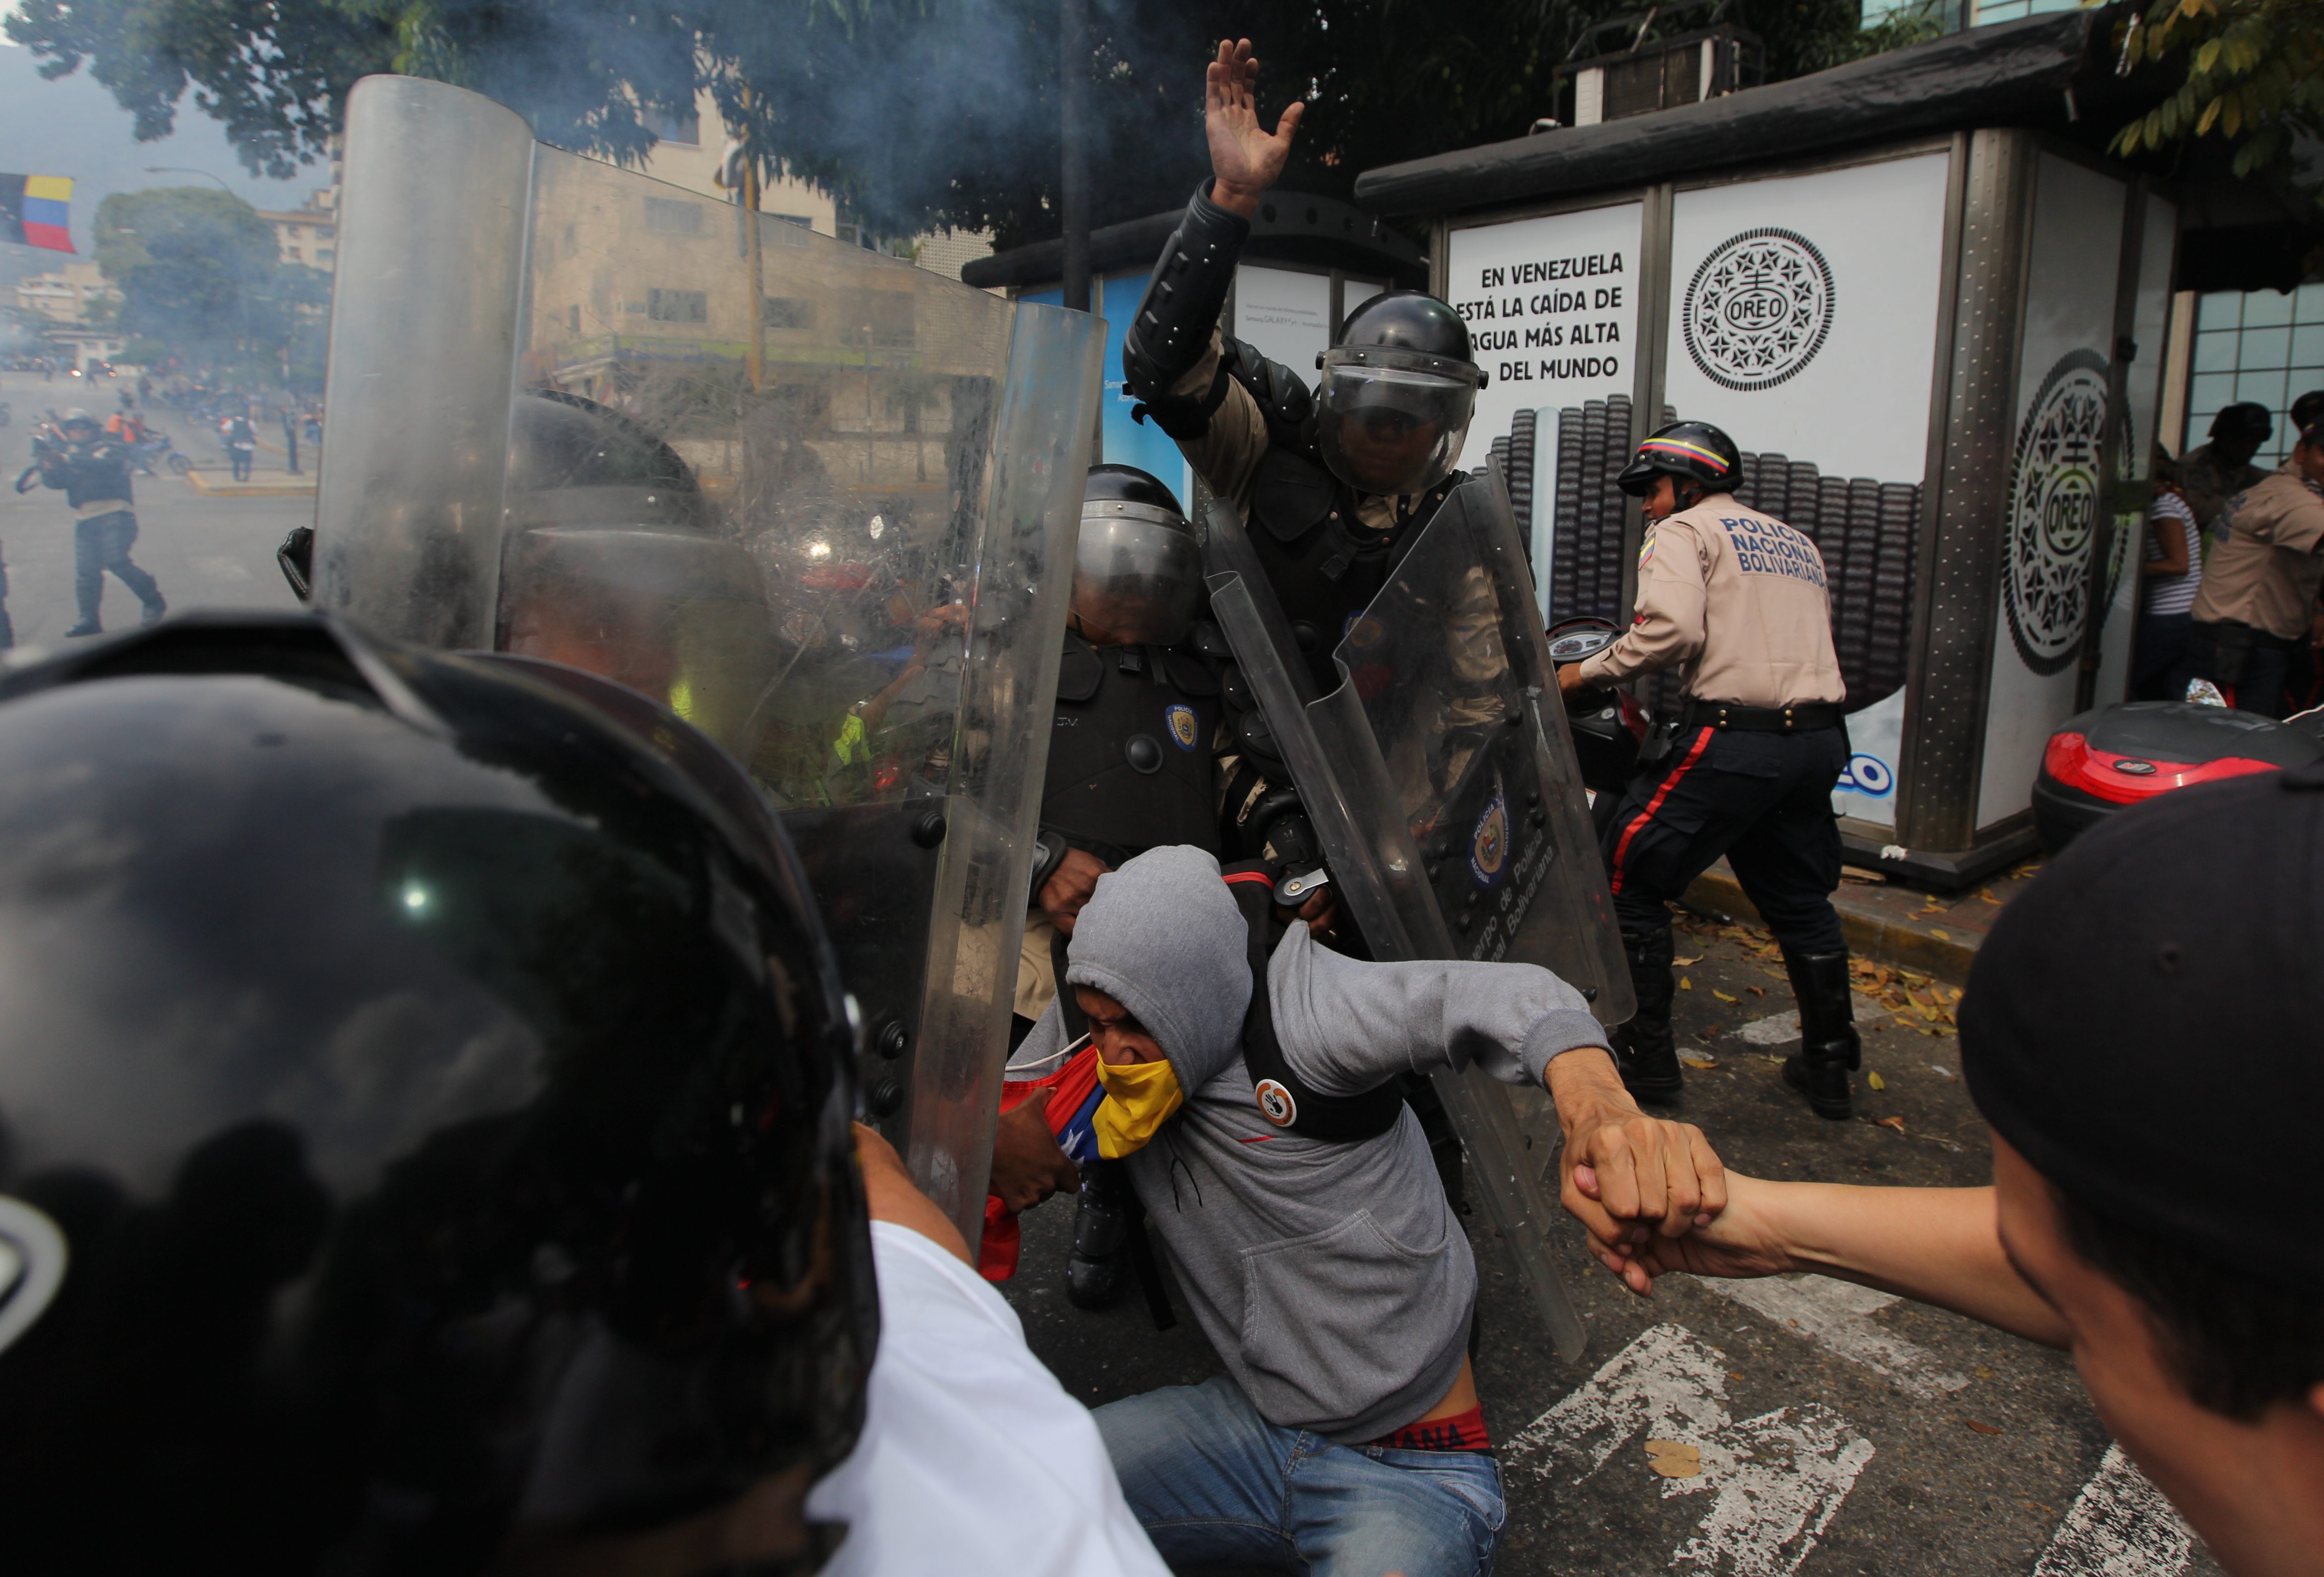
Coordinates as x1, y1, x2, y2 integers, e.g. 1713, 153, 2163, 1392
1064, 845, 1250, 1091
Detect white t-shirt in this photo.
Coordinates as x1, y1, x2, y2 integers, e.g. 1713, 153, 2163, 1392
806, 1221, 1168, 1577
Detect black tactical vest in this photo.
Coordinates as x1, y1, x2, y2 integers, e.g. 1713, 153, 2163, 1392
1223, 350, 1465, 698
1043, 632, 1222, 861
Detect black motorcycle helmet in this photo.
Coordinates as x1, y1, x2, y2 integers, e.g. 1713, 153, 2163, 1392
1616, 420, 1744, 499
0, 612, 875, 1575
1314, 291, 1486, 497
1073, 464, 1201, 646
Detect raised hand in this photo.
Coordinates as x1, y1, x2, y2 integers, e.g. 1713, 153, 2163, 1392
1206, 38, 1303, 217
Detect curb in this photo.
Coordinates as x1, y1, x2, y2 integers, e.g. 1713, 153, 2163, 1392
181, 471, 315, 497
1681, 868, 1980, 985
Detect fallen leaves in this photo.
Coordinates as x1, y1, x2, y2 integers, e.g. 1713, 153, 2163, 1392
1678, 976, 1692, 990
1963, 1418, 2003, 1436
1712, 988, 1738, 1003
1848, 960, 1964, 1036
1680, 1054, 1718, 1070
1673, 955, 1702, 966
1978, 887, 2002, 906
1645, 1439, 1703, 1478
1876, 1116, 1906, 1132
1867, 1071, 1885, 1091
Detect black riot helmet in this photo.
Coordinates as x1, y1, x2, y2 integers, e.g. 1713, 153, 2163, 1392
1314, 291, 1486, 497
0, 612, 876, 1576
1616, 420, 1744, 498
1073, 463, 1202, 646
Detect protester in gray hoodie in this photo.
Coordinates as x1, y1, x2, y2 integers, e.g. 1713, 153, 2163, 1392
1007, 845, 1724, 1577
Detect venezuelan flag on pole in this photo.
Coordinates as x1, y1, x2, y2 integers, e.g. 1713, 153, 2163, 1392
0, 175, 76, 253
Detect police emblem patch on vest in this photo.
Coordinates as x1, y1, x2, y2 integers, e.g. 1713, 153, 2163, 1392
1166, 702, 1200, 752
1470, 786, 1511, 888
1254, 1078, 1298, 1127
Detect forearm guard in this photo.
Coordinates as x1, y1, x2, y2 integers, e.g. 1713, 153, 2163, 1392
1121, 184, 1250, 438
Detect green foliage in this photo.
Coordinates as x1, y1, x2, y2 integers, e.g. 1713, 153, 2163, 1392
8, 0, 1952, 245
2110, 0, 2324, 193
92, 186, 331, 384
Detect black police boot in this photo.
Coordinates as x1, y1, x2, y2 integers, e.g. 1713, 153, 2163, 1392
1610, 925, 1683, 1105
1066, 1157, 1133, 1311
1781, 950, 1861, 1121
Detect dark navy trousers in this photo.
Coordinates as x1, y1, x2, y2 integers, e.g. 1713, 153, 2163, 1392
1600, 722, 1848, 956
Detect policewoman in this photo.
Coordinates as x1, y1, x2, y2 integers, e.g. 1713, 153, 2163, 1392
1555, 422, 1862, 1120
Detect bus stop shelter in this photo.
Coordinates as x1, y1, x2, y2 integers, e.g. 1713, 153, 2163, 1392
1355, 6, 2321, 885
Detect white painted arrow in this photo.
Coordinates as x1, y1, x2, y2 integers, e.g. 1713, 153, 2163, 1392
1507, 1323, 1876, 1577
2031, 1446, 2194, 1577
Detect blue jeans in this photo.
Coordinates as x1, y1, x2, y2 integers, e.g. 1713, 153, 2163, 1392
1095, 1376, 1504, 1577
73, 511, 163, 628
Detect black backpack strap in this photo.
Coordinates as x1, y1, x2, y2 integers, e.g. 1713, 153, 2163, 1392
1221, 862, 1405, 1142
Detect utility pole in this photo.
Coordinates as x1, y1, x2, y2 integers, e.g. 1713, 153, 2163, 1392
1058, 0, 1090, 315
741, 89, 765, 393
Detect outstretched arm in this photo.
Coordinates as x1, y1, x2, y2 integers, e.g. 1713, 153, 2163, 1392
1272, 934, 1724, 1240
1579, 1168, 2070, 1347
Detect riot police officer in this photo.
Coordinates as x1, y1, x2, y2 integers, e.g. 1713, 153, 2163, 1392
1555, 422, 1862, 1120
1117, 42, 1483, 1200
1013, 464, 1230, 1311
1119, 40, 1485, 708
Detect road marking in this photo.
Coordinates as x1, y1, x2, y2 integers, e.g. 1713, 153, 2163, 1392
1737, 1010, 1801, 1046
1508, 1323, 1875, 1577
1693, 1274, 1969, 1400
2031, 1446, 2192, 1577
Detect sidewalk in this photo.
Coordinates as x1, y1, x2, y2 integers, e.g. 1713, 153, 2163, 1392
181, 463, 315, 498
1682, 854, 2040, 985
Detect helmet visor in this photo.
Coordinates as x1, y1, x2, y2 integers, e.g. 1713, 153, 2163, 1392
1315, 355, 1477, 496
1073, 503, 1201, 646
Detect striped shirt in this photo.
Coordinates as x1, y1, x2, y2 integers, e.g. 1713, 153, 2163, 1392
2145, 490, 2203, 617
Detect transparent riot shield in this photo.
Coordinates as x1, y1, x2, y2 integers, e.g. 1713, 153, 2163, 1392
313, 75, 1103, 1245
1206, 466, 1629, 1362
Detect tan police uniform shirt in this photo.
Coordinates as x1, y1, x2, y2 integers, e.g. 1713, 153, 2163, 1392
2187, 466, 2324, 641
1575, 493, 1845, 708
1167, 329, 1415, 535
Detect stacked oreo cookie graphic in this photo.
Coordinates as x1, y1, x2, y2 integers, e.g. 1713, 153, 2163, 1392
1514, 396, 1920, 718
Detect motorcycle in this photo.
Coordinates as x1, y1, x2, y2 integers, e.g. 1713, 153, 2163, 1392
1546, 616, 1656, 838
127, 430, 193, 476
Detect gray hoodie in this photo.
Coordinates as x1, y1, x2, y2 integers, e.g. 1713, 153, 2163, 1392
1010, 845, 1606, 1443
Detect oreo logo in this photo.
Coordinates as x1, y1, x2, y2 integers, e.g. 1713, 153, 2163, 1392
1254, 1078, 1298, 1127
2004, 350, 2111, 676
1682, 228, 1835, 392
0, 1196, 69, 1358
1836, 753, 1894, 796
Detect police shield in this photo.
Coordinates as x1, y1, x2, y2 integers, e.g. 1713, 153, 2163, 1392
1206, 466, 1630, 1361
311, 75, 1103, 1245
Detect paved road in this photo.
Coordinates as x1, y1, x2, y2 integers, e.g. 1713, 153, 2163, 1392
998, 912, 2225, 1577
1, 373, 307, 646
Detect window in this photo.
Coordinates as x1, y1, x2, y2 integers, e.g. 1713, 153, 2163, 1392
2185, 283, 2324, 468
655, 108, 701, 146
839, 290, 915, 349
762, 296, 813, 328
316, 224, 335, 239
644, 197, 705, 236
647, 288, 708, 324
